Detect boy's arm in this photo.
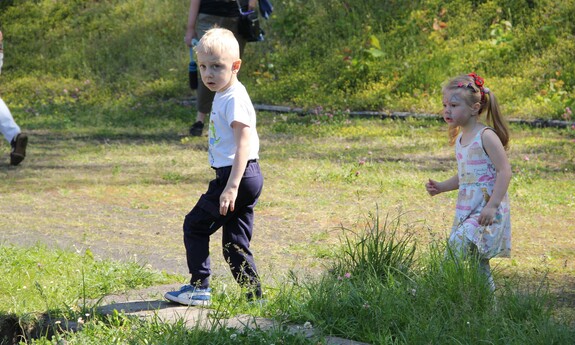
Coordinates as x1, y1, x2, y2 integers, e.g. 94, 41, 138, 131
219, 121, 251, 216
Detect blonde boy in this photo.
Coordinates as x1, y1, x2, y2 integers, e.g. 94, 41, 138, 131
165, 28, 263, 305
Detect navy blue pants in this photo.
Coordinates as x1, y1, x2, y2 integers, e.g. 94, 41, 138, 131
183, 160, 263, 295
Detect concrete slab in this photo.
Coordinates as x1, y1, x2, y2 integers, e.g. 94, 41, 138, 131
91, 284, 370, 345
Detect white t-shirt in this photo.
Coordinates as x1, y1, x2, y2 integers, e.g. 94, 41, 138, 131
208, 82, 260, 168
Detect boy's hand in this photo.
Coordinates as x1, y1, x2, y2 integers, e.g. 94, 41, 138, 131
219, 186, 238, 216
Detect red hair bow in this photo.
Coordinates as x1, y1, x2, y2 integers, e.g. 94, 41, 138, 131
468, 72, 484, 87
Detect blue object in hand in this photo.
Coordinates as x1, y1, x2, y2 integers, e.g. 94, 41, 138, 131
189, 46, 198, 90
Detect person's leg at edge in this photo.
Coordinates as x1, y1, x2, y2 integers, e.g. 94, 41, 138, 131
0, 98, 20, 143
0, 98, 27, 166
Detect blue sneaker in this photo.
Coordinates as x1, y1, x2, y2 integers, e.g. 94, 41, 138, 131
164, 285, 211, 306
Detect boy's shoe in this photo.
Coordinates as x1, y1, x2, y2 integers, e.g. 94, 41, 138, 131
189, 121, 204, 137
164, 285, 211, 306
10, 133, 28, 166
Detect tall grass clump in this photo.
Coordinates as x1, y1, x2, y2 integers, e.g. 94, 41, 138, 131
277, 210, 575, 344
335, 211, 416, 281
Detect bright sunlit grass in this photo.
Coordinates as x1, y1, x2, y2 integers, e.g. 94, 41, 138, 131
1, 113, 574, 343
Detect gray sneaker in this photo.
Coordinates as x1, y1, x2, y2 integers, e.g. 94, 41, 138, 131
164, 285, 211, 306
10, 133, 28, 166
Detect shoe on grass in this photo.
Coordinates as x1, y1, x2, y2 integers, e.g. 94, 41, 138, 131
164, 285, 211, 306
189, 121, 204, 137
10, 133, 28, 166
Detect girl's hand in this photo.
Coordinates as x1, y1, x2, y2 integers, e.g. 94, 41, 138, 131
478, 205, 497, 226
426, 179, 442, 196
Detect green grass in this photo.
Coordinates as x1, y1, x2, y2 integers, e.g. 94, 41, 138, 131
1, 112, 574, 343
0, 245, 174, 316
1, 0, 574, 342
1, 0, 575, 120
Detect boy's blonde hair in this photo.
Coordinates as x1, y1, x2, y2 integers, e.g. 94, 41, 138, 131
195, 27, 240, 60
443, 73, 510, 149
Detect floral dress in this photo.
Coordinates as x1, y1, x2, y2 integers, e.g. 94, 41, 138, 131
449, 127, 511, 259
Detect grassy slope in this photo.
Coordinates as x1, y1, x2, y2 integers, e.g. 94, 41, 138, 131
0, 0, 574, 126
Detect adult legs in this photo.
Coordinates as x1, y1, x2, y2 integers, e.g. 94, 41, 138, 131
190, 14, 247, 136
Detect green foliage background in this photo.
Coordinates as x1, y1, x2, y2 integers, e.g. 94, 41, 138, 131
0, 0, 574, 126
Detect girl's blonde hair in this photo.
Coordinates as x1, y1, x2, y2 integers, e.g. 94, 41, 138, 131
443, 74, 510, 150
195, 27, 240, 60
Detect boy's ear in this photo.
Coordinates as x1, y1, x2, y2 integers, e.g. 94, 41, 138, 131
232, 59, 242, 73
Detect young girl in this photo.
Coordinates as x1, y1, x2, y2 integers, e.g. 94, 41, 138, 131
426, 73, 511, 291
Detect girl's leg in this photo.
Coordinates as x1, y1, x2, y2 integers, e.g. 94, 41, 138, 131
449, 230, 496, 291
479, 258, 496, 292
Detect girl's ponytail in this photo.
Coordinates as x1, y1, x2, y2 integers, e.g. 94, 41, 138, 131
483, 90, 510, 150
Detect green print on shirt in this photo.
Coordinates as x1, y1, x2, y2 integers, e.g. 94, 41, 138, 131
208, 120, 221, 146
